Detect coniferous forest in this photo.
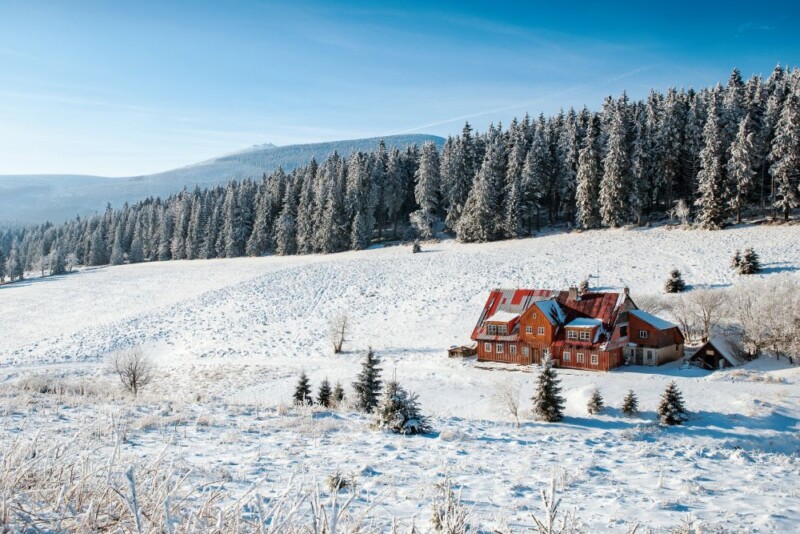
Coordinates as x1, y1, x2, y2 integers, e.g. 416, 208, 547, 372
2, 66, 800, 281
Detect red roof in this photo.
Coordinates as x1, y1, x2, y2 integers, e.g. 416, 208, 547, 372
471, 288, 558, 339
555, 291, 624, 330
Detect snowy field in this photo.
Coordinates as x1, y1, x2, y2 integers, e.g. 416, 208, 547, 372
1, 224, 799, 531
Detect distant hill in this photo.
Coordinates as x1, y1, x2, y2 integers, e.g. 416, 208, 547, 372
0, 134, 444, 224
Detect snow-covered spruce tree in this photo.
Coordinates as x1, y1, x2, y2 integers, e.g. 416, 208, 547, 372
521, 131, 545, 232
317, 378, 332, 408
88, 226, 109, 266
110, 225, 125, 265
49, 240, 66, 276
411, 141, 440, 239
739, 247, 761, 274
0, 246, 6, 282
373, 380, 431, 435
274, 190, 298, 256
575, 115, 601, 229
293, 371, 312, 406
443, 126, 476, 233
664, 269, 686, 293
727, 113, 757, 223
658, 381, 689, 425
621, 390, 639, 417
768, 86, 800, 220
332, 381, 346, 405
600, 97, 632, 227
586, 388, 604, 415
352, 348, 382, 413
346, 151, 377, 250
502, 122, 527, 238
695, 88, 729, 229
456, 127, 504, 242
532, 358, 565, 422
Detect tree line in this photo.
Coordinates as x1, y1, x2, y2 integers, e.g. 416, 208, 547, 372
2, 65, 799, 281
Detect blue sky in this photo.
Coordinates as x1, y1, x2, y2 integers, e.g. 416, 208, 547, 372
0, 0, 797, 176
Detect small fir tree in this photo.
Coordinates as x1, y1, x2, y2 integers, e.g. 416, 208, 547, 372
332, 381, 346, 405
738, 248, 761, 274
317, 378, 333, 407
731, 249, 742, 270
373, 380, 431, 435
532, 358, 565, 422
293, 371, 312, 405
664, 269, 686, 293
658, 381, 689, 425
587, 388, 604, 415
353, 348, 382, 413
621, 390, 639, 416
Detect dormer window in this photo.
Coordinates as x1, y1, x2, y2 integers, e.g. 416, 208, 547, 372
488, 324, 497, 335
567, 330, 578, 340
580, 331, 590, 341
497, 325, 507, 335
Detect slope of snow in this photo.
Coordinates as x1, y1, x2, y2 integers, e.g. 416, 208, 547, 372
1, 225, 799, 531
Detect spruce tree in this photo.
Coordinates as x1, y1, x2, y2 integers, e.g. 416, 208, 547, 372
456, 129, 504, 242
88, 226, 109, 266
332, 381, 346, 405
110, 225, 126, 265
411, 141, 440, 238
575, 116, 601, 229
727, 113, 757, 223
353, 348, 382, 413
532, 358, 565, 422
600, 98, 631, 227
373, 380, 431, 435
664, 269, 686, 293
5, 240, 23, 281
317, 378, 333, 408
293, 371, 312, 405
739, 247, 761, 274
49, 240, 66, 275
587, 388, 604, 415
768, 87, 800, 220
731, 249, 742, 270
695, 88, 729, 229
621, 390, 639, 417
657, 381, 688, 425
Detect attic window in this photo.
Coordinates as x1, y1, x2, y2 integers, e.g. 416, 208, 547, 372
488, 324, 497, 335
567, 330, 578, 340
639, 330, 649, 339
580, 331, 590, 341
497, 325, 507, 335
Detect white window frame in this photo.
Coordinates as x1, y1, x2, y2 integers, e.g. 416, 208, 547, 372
563, 351, 571, 362
498, 325, 507, 335
484, 342, 492, 352
576, 352, 585, 363
580, 331, 591, 341
496, 343, 504, 354
488, 324, 497, 335
522, 346, 530, 356
526, 326, 533, 334
640, 330, 648, 339
567, 330, 578, 340
537, 327, 545, 335
591, 353, 598, 365
510, 345, 517, 355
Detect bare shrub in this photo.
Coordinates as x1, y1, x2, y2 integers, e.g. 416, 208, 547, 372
688, 288, 727, 343
329, 313, 348, 354
430, 476, 472, 533
531, 476, 586, 534
634, 294, 666, 316
111, 346, 153, 396
491, 377, 522, 427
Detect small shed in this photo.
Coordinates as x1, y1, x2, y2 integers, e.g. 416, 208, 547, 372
688, 337, 747, 370
448, 344, 478, 358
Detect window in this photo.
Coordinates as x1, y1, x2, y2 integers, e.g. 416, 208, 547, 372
563, 351, 571, 362
522, 346, 530, 356
532, 312, 537, 319
580, 331, 590, 341
488, 324, 497, 335
591, 354, 598, 365
510, 345, 517, 355
620, 325, 628, 337
498, 325, 507, 335
537, 327, 545, 335
576, 352, 585, 363
567, 330, 578, 340
484, 343, 492, 352
526, 326, 533, 334
639, 330, 649, 339
496, 343, 504, 354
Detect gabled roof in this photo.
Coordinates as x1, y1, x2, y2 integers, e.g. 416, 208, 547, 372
630, 310, 678, 331
555, 290, 626, 330
535, 299, 566, 325
471, 288, 558, 339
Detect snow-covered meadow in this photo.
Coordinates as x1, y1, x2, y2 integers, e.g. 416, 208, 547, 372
1, 224, 799, 531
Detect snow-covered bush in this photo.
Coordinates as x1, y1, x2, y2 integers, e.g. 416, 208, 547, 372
373, 380, 431, 435
294, 371, 312, 405
586, 388, 604, 415
430, 477, 472, 533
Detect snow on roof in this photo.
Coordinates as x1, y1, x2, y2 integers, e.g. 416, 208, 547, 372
707, 337, 748, 366
485, 311, 520, 323
630, 309, 678, 331
535, 299, 566, 324
565, 317, 603, 328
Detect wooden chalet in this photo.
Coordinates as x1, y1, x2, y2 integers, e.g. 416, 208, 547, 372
688, 337, 747, 370
471, 286, 684, 371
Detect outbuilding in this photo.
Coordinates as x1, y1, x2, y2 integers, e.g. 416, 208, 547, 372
688, 337, 747, 370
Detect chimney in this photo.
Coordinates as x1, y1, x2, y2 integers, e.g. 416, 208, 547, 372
569, 286, 578, 301
623, 286, 630, 297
